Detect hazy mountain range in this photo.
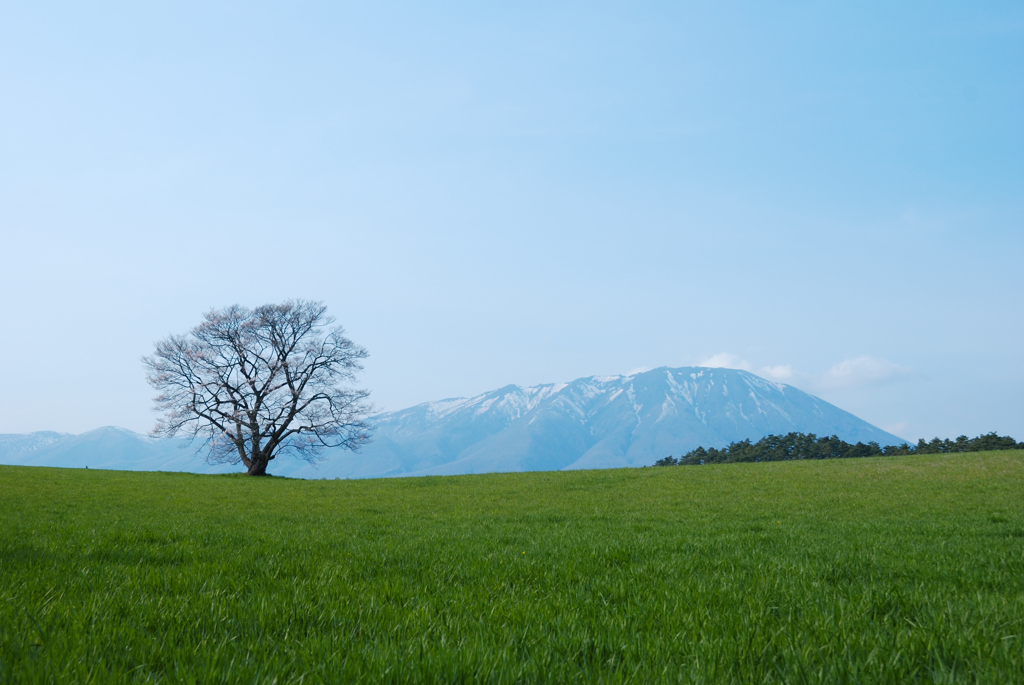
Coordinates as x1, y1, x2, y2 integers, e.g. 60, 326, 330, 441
0, 427, 237, 475
1, 367, 905, 478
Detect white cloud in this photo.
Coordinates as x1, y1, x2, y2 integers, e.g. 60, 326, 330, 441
820, 356, 914, 388
760, 365, 793, 381
698, 352, 751, 371
698, 354, 794, 382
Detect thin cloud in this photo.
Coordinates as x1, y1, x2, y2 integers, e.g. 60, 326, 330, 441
698, 353, 794, 382
760, 365, 793, 381
882, 421, 910, 440
821, 356, 914, 388
698, 352, 752, 371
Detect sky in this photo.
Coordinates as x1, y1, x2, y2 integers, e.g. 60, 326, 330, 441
1, 1, 1022, 442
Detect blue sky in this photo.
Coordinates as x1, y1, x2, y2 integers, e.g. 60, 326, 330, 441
1, 1, 1022, 441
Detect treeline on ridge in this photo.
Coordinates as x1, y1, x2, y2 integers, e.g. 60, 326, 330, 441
654, 432, 1020, 466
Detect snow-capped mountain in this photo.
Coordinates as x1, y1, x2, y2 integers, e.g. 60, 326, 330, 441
0, 367, 906, 478
287, 366, 904, 478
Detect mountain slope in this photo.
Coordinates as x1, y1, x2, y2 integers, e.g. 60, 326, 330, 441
0, 427, 235, 474
286, 366, 906, 478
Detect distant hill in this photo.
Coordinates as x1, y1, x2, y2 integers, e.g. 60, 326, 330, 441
0, 427, 236, 475
0, 367, 906, 479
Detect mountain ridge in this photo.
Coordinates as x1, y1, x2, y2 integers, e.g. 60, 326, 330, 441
0, 366, 905, 478
348, 366, 904, 479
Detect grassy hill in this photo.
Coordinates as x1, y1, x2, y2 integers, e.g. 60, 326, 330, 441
2, 452, 1023, 683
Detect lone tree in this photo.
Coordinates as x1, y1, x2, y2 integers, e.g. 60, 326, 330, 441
143, 300, 372, 476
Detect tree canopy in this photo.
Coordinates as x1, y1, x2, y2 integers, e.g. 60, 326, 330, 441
654, 432, 1020, 466
144, 300, 372, 476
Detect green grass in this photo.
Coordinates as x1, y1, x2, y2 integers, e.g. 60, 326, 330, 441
2, 452, 1023, 684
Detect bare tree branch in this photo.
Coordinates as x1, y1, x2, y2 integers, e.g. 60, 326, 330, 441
143, 300, 373, 475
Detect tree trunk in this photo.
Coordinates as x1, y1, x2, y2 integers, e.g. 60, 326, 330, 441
246, 456, 270, 476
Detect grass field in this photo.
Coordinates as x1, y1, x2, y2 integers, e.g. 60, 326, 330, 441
2, 452, 1023, 683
